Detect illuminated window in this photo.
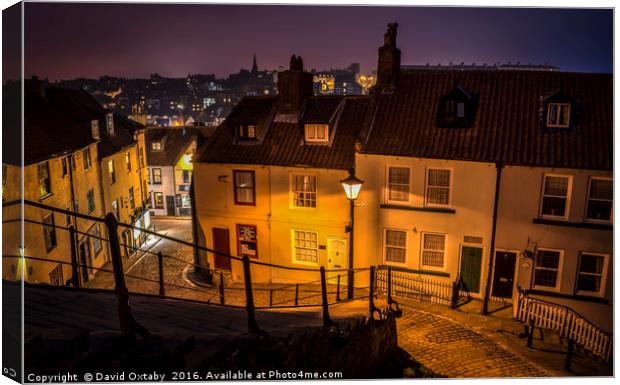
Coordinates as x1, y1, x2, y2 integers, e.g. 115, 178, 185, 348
533, 249, 562, 290
151, 141, 162, 151
152, 168, 162, 184
125, 152, 131, 172
138, 147, 144, 167
292, 175, 316, 208
384, 229, 406, 264
108, 160, 116, 184
426, 169, 451, 206
547, 103, 571, 128
586, 177, 612, 222
83, 147, 92, 170
540, 174, 571, 219
42, 213, 57, 252
154, 192, 164, 209
91, 120, 100, 139
388, 167, 409, 202
576, 253, 608, 296
106, 113, 115, 135
38, 161, 52, 198
112, 199, 120, 220
422, 233, 446, 268
304, 124, 329, 144
128, 187, 135, 210
293, 230, 318, 264
238, 124, 256, 139
233, 170, 255, 205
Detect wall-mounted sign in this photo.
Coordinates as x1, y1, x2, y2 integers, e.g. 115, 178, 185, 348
237, 224, 258, 258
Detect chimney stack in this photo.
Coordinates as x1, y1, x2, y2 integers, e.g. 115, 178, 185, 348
375, 23, 401, 89
277, 55, 313, 113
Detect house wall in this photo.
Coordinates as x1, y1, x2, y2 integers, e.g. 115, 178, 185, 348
193, 163, 352, 284
355, 154, 497, 295
496, 165, 613, 332
2, 143, 110, 285
148, 165, 175, 216
173, 140, 197, 216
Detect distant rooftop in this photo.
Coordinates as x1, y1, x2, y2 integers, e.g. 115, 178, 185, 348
402, 62, 559, 72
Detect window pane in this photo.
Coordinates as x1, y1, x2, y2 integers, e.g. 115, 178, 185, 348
388, 167, 409, 201
579, 254, 603, 274
589, 179, 612, 200
428, 169, 450, 187
586, 200, 612, 221
541, 196, 567, 217
236, 172, 253, 187
534, 269, 558, 288
386, 248, 405, 263
422, 233, 445, 267
386, 230, 406, 247
427, 187, 450, 205
424, 233, 445, 251
457, 102, 465, 117
536, 250, 560, 269
544, 176, 568, 196
576, 274, 600, 292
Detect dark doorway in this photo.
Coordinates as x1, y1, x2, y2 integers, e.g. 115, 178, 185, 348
460, 246, 482, 293
79, 240, 91, 283
166, 195, 176, 216
491, 251, 517, 298
212, 228, 231, 270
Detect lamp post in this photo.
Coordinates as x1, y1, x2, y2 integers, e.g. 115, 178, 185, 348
341, 169, 364, 299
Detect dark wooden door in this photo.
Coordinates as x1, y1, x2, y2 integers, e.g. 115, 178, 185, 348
460, 246, 482, 294
491, 251, 517, 298
212, 228, 231, 270
166, 195, 175, 216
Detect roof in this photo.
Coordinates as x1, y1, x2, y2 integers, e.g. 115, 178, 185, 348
146, 127, 205, 166
196, 96, 370, 170
362, 69, 612, 170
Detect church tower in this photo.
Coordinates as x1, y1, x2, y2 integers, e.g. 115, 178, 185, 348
251, 53, 258, 75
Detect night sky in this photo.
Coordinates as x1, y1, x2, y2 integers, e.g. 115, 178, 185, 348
23, 3, 613, 80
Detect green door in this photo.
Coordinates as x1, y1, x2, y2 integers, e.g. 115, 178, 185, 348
460, 246, 483, 293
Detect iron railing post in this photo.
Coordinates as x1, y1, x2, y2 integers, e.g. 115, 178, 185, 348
336, 274, 341, 302
219, 271, 225, 304
294, 283, 299, 306
368, 266, 381, 320
451, 279, 459, 309
104, 213, 148, 340
320, 266, 333, 328
242, 255, 262, 335
68, 225, 80, 288
157, 252, 165, 296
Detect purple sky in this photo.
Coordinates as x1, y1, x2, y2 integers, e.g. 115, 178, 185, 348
23, 4, 612, 80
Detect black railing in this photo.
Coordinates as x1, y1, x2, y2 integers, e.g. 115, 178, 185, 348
3, 199, 402, 341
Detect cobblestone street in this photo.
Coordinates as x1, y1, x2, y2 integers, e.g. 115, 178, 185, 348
397, 309, 548, 378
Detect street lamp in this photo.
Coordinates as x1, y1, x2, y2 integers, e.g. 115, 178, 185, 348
341, 169, 364, 299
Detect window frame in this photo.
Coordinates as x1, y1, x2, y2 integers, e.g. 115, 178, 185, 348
238, 124, 257, 140
42, 213, 57, 252
291, 229, 320, 266
539, 174, 572, 220
151, 141, 162, 151
128, 187, 135, 210
425, 167, 452, 207
86, 189, 95, 213
291, 173, 318, 209
125, 152, 132, 172
386, 165, 411, 204
304, 123, 329, 144
575, 252, 609, 297
153, 192, 164, 209
108, 160, 116, 184
237, 224, 258, 259
49, 263, 64, 286
91, 120, 100, 140
585, 176, 613, 224
83, 147, 92, 171
420, 232, 447, 270
383, 228, 408, 266
90, 224, 103, 257
546, 103, 571, 129
182, 169, 191, 184
152, 168, 162, 184
533, 248, 564, 292
233, 170, 256, 206
38, 161, 52, 199
106, 113, 115, 135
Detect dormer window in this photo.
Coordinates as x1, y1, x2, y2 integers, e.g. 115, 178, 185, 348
106, 113, 115, 135
238, 124, 257, 140
91, 120, 100, 139
546, 103, 571, 128
304, 124, 329, 144
151, 141, 162, 151
437, 86, 477, 128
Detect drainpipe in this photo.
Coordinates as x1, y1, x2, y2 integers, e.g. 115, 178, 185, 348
482, 162, 504, 315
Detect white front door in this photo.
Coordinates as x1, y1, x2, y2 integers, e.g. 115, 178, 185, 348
327, 237, 348, 284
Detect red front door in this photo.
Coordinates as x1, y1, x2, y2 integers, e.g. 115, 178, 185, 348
212, 228, 231, 270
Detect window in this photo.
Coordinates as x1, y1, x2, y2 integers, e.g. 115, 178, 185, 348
106, 113, 115, 135
42, 213, 57, 252
61, 157, 68, 177
152, 168, 162, 184
540, 175, 571, 219
422, 233, 446, 268
128, 187, 135, 210
533, 249, 562, 290
138, 148, 144, 167
154, 192, 164, 209
183, 170, 191, 184
586, 177, 612, 222
125, 152, 132, 172
112, 199, 120, 220
91, 120, 100, 139
426, 169, 451, 206
49, 264, 63, 286
547, 103, 571, 128
384, 229, 406, 264
38, 161, 52, 198
86, 189, 95, 213
90, 224, 102, 256
437, 86, 476, 127
387, 167, 409, 202
444, 99, 465, 123
108, 160, 116, 184
237, 224, 258, 258
292, 175, 317, 208
233, 170, 255, 205
151, 141, 162, 151
238, 124, 257, 139
293, 230, 318, 264
304, 124, 329, 143
576, 253, 608, 296
83, 147, 92, 170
